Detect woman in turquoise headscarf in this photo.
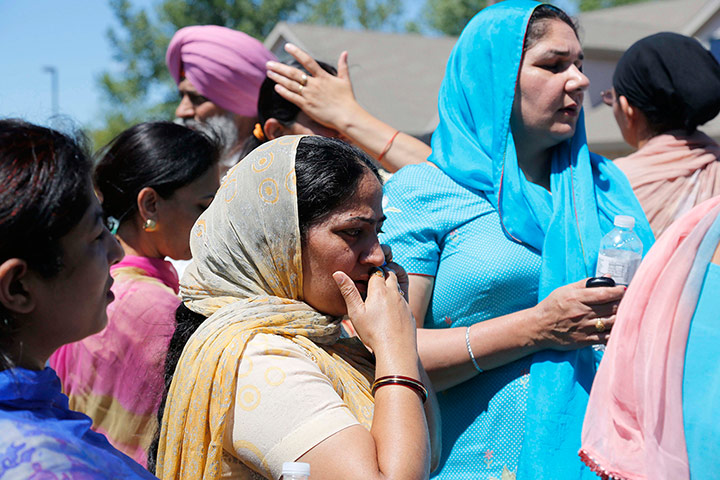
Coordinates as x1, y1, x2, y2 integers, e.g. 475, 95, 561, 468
381, 1, 654, 479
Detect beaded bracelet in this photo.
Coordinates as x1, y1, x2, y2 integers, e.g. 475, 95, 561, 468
465, 326, 484, 373
371, 375, 428, 403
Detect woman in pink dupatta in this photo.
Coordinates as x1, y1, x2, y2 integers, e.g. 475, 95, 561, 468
607, 33, 720, 238
49, 122, 219, 466
580, 195, 720, 479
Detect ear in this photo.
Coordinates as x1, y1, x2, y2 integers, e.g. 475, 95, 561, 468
0, 259, 34, 315
263, 118, 289, 141
137, 187, 160, 224
618, 95, 636, 126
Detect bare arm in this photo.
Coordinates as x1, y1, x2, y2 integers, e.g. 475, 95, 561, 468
298, 270, 432, 480
266, 44, 431, 172
408, 275, 624, 391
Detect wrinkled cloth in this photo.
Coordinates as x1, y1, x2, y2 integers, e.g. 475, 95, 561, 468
422, 1, 653, 478
156, 136, 375, 480
615, 131, 720, 238
580, 196, 720, 480
166, 25, 276, 117
49, 255, 179, 467
0, 367, 157, 479
613, 32, 720, 132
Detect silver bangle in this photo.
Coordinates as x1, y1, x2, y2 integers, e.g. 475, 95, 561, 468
465, 326, 483, 373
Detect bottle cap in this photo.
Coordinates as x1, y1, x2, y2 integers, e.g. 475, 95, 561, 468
282, 462, 310, 476
613, 215, 635, 229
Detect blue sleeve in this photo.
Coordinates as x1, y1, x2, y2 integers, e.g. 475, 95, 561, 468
380, 165, 452, 277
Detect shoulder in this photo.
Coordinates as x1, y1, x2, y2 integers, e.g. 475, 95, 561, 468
0, 416, 152, 479
227, 334, 359, 479
385, 163, 493, 216
385, 162, 478, 199
110, 274, 180, 316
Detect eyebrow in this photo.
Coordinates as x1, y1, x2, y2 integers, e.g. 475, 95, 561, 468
543, 49, 584, 60
348, 215, 387, 224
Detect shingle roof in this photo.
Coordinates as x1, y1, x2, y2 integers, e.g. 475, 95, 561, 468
265, 22, 456, 135
578, 0, 719, 56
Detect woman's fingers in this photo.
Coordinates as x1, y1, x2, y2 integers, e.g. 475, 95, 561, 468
588, 300, 620, 319
284, 43, 324, 77
337, 51, 350, 80
273, 83, 304, 107
333, 271, 364, 317
381, 244, 393, 263
568, 278, 626, 305
267, 70, 305, 97
266, 61, 313, 87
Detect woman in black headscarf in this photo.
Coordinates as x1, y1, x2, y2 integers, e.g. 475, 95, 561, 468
608, 32, 720, 237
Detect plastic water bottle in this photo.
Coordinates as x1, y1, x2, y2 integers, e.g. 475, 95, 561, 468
281, 462, 310, 480
595, 215, 643, 286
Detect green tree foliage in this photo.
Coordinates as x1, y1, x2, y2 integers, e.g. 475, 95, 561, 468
424, 0, 487, 36
578, 0, 650, 11
421, 0, 652, 37
92, 0, 402, 148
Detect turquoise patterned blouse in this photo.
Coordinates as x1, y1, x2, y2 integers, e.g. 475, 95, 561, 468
381, 163, 546, 480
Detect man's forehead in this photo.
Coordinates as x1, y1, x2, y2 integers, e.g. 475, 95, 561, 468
178, 77, 199, 93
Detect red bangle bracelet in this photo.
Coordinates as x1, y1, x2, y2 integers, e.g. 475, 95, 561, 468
377, 130, 400, 163
372, 375, 428, 403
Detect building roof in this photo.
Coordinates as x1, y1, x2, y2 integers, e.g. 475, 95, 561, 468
579, 0, 720, 57
580, 0, 720, 154
264, 22, 456, 135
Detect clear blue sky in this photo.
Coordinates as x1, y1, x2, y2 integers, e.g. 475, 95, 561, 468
0, 0, 577, 130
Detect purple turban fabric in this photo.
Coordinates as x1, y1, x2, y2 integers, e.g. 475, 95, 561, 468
166, 25, 277, 117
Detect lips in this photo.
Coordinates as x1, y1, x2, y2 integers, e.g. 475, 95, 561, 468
559, 104, 579, 116
353, 280, 368, 296
105, 278, 115, 302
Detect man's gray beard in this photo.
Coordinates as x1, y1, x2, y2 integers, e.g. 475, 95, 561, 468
174, 114, 240, 166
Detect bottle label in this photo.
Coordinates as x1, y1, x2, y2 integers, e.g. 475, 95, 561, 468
595, 252, 641, 286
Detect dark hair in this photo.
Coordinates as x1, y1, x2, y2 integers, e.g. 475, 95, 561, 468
613, 32, 720, 135
524, 4, 578, 52
0, 119, 93, 370
94, 122, 220, 227
147, 136, 380, 471
238, 60, 337, 159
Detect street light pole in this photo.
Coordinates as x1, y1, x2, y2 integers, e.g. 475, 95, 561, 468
42, 66, 59, 117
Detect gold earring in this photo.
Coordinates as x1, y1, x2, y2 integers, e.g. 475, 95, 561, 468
143, 218, 157, 232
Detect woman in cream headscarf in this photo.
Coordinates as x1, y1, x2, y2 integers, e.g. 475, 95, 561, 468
152, 135, 440, 480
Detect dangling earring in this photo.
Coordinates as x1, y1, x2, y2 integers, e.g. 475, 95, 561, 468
143, 218, 158, 232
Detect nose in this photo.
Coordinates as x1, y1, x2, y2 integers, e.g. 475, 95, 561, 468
107, 231, 125, 265
361, 237, 385, 267
175, 94, 194, 119
567, 65, 589, 93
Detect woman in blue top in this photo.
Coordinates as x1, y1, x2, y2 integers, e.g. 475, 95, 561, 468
0, 120, 156, 479
381, 2, 654, 479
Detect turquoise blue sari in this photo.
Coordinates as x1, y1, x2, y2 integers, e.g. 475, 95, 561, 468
428, 1, 654, 477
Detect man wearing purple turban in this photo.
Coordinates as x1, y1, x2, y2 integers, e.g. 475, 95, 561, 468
166, 25, 276, 171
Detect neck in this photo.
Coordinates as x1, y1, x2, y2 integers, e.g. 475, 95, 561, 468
116, 221, 162, 259
515, 140, 552, 191
8, 336, 48, 371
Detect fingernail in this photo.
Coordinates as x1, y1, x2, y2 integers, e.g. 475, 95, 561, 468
332, 272, 344, 285
266, 61, 276, 67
